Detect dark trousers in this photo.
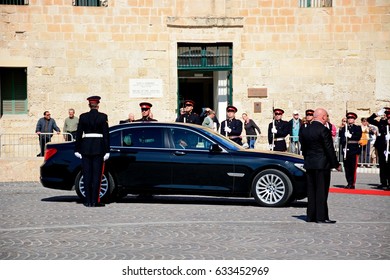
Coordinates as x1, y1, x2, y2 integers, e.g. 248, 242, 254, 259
343, 154, 358, 186
81, 154, 104, 204
377, 151, 390, 186
65, 131, 77, 141
306, 169, 331, 222
38, 135, 51, 156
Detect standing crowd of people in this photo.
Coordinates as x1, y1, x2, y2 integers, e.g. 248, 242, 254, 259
36, 98, 390, 207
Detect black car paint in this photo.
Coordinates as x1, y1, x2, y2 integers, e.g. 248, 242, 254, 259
40, 122, 307, 205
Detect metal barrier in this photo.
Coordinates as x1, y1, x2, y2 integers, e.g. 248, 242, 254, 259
241, 135, 379, 168
0, 133, 73, 158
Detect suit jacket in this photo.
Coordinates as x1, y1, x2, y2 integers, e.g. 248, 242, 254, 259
299, 120, 339, 170
75, 109, 110, 156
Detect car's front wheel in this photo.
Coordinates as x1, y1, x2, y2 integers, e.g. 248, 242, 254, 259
75, 172, 115, 203
251, 169, 293, 207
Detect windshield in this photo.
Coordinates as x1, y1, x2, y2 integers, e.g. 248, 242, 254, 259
201, 127, 243, 151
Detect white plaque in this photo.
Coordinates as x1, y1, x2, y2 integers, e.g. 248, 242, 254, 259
129, 79, 163, 98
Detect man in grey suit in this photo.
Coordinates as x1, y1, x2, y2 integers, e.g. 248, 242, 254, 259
299, 108, 341, 224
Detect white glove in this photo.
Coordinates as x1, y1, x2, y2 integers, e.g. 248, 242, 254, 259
385, 134, 390, 141
377, 108, 385, 116
268, 144, 274, 150
225, 127, 232, 133
344, 131, 352, 138
103, 153, 110, 161
242, 143, 249, 149
74, 152, 82, 159
271, 127, 277, 134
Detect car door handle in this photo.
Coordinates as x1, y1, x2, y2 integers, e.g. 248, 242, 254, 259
110, 148, 121, 152
174, 151, 186, 156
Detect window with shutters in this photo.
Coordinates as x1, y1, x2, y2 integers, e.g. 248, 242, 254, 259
72, 0, 108, 7
0, 67, 28, 115
0, 0, 28, 5
299, 0, 332, 7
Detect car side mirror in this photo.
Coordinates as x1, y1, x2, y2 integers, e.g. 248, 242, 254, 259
209, 144, 222, 153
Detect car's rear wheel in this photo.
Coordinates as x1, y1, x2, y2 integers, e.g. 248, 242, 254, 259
251, 169, 293, 207
75, 172, 115, 203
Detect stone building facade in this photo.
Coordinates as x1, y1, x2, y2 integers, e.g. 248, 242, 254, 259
0, 0, 389, 139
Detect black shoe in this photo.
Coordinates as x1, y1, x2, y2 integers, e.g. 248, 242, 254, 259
83, 203, 92, 207
91, 203, 105, 207
377, 185, 386, 189
316, 220, 336, 224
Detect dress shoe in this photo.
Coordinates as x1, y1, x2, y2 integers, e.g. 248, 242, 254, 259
316, 220, 336, 224
83, 203, 92, 207
91, 203, 105, 207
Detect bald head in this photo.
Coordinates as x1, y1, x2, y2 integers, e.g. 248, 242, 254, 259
313, 108, 329, 125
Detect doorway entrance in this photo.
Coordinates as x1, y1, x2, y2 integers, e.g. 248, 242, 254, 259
177, 43, 232, 122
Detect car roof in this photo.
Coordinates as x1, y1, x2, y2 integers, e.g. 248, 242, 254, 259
110, 122, 204, 132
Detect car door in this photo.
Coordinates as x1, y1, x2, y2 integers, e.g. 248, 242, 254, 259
108, 126, 172, 192
168, 127, 235, 194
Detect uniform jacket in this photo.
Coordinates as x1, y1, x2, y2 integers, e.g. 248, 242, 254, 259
221, 118, 243, 145
134, 116, 157, 122
299, 120, 339, 170
339, 124, 363, 156
268, 119, 290, 144
176, 112, 201, 125
367, 113, 390, 151
75, 109, 110, 156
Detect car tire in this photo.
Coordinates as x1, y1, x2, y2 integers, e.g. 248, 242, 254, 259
75, 171, 115, 203
251, 169, 293, 207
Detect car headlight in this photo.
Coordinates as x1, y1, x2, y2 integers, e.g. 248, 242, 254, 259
294, 163, 306, 172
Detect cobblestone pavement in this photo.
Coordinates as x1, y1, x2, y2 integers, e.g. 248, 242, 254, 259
0, 174, 389, 260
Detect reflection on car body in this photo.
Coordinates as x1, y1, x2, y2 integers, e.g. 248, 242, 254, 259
40, 122, 307, 207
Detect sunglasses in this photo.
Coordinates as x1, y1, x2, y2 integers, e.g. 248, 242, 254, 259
275, 113, 282, 116
306, 113, 313, 116
347, 116, 355, 119
45, 114, 51, 116
185, 104, 192, 107
141, 108, 149, 112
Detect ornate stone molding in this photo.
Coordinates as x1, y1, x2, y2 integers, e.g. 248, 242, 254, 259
166, 17, 244, 28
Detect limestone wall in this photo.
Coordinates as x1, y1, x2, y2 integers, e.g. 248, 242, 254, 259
0, 0, 389, 138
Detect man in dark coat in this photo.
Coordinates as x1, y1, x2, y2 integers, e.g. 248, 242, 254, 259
75, 96, 110, 207
35, 111, 61, 156
175, 100, 201, 124
220, 105, 243, 145
268, 108, 290, 151
300, 108, 341, 223
367, 108, 390, 189
134, 102, 157, 122
339, 112, 362, 189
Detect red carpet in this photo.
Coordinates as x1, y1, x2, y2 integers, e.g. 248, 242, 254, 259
330, 187, 390, 196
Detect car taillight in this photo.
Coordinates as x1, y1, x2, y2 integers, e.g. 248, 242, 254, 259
44, 148, 57, 161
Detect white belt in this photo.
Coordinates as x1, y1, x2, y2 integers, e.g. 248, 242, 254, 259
83, 133, 103, 138
274, 137, 285, 141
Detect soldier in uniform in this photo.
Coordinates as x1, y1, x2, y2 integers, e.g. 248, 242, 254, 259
339, 112, 362, 189
74, 96, 110, 207
175, 100, 201, 124
268, 108, 290, 151
134, 102, 157, 122
367, 108, 390, 189
220, 105, 243, 145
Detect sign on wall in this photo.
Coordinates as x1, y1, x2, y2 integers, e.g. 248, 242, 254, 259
129, 79, 163, 98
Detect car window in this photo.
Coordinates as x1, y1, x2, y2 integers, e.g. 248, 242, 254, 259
170, 128, 212, 150
121, 127, 164, 148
